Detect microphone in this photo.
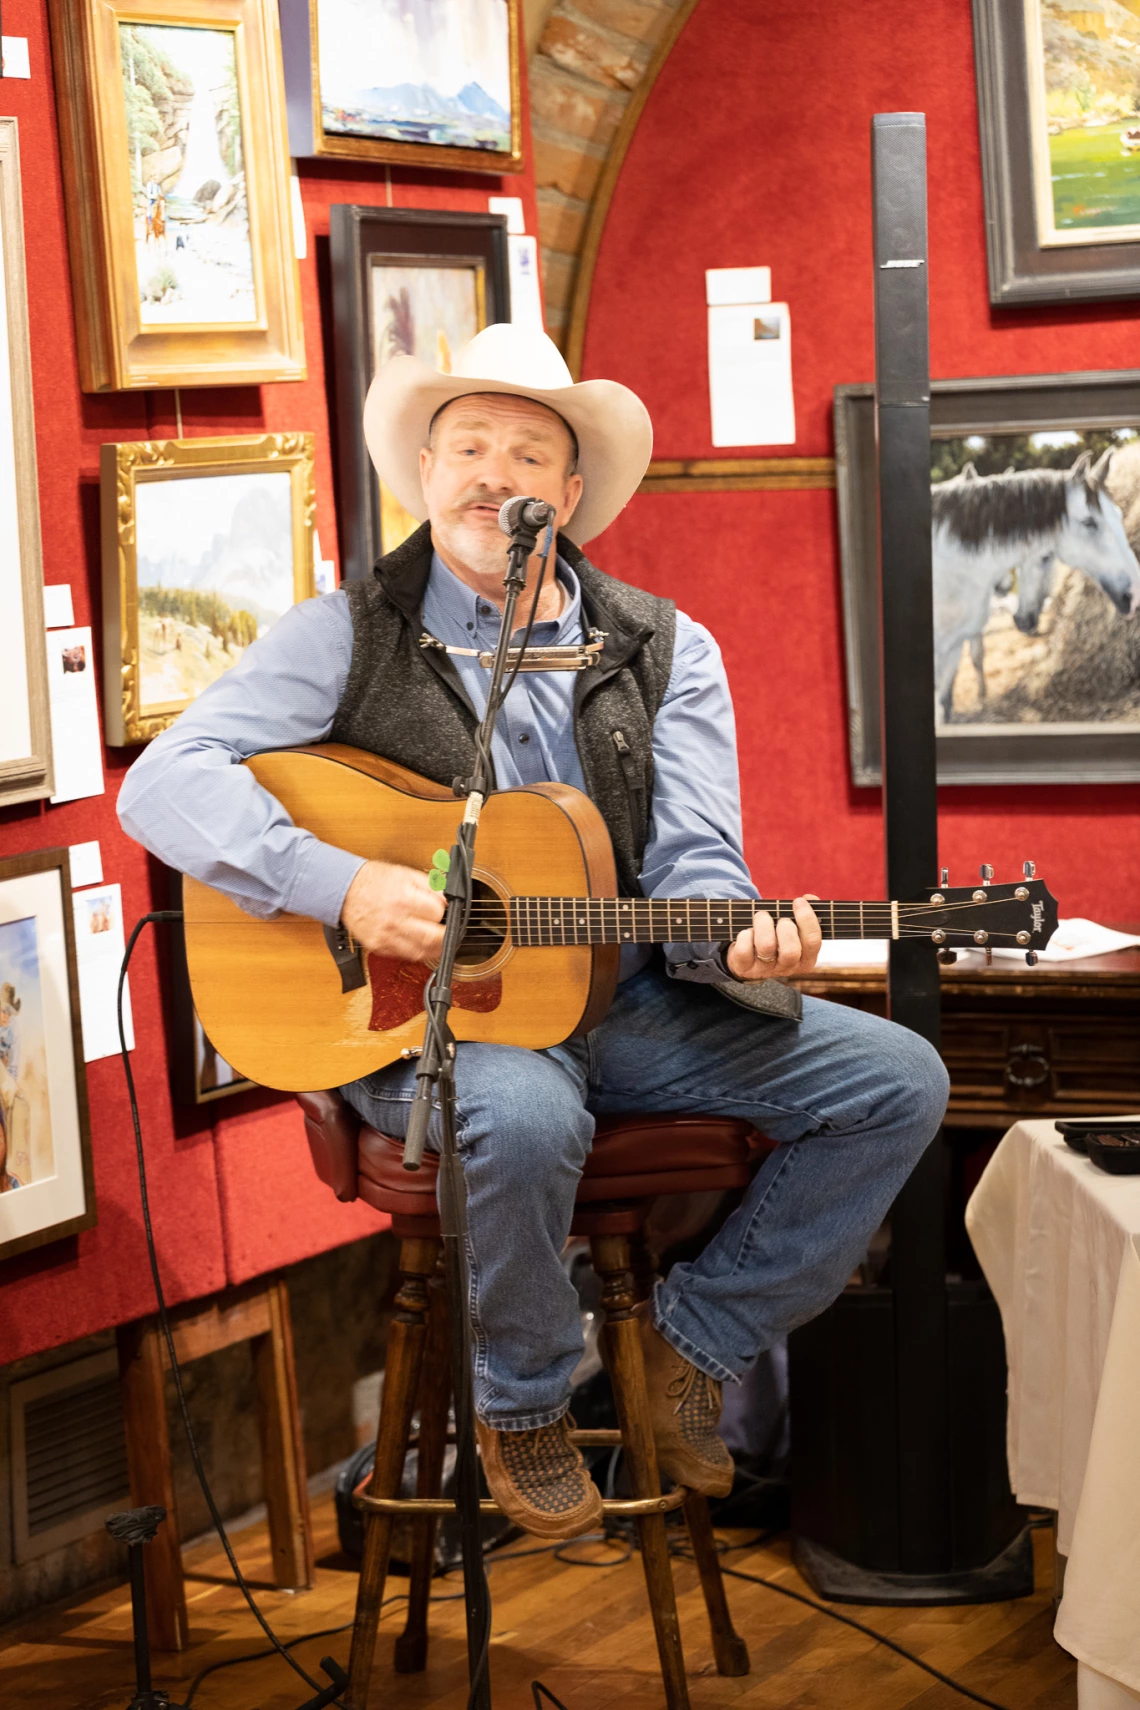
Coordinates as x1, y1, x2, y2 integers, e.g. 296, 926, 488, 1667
498, 495, 556, 536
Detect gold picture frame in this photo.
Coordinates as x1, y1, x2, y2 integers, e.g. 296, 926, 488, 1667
49, 0, 306, 391
280, 0, 523, 174
0, 119, 53, 806
100, 432, 316, 745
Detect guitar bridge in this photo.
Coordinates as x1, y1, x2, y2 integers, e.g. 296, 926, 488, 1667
323, 923, 367, 993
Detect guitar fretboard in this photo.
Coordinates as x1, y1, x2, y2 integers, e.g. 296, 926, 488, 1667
506, 898, 897, 947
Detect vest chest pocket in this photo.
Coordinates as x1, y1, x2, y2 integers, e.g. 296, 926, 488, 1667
611, 729, 647, 835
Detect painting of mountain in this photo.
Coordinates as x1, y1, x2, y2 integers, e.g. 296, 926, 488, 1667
317, 0, 512, 153
133, 470, 295, 714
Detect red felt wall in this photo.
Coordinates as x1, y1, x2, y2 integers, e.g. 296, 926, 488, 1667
0, 0, 538, 1361
582, 0, 1140, 915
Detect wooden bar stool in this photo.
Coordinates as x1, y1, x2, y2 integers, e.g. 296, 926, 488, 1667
298, 1090, 772, 1710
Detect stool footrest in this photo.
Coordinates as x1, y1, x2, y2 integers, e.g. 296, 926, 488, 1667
354, 1487, 687, 1518
404, 1426, 623, 1450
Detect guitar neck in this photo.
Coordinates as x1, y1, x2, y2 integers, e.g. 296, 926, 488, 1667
507, 897, 898, 947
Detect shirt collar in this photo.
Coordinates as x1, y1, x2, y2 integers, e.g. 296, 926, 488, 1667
425, 550, 583, 645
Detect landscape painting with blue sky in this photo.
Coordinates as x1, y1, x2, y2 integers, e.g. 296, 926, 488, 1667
317, 0, 511, 153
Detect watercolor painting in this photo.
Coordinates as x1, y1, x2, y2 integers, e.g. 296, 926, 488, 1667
318, 0, 512, 154
134, 469, 294, 715
0, 915, 54, 1192
120, 22, 257, 323
370, 257, 483, 548
1028, 0, 1140, 243
931, 427, 1140, 725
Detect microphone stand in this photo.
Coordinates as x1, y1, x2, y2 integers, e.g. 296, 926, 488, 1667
401, 508, 551, 1709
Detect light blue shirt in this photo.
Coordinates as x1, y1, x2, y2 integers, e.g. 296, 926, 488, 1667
118, 554, 759, 982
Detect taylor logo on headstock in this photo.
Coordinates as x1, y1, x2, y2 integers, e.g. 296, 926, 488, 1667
1032, 902, 1045, 934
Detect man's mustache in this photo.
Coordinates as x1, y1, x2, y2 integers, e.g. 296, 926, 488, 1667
451, 485, 515, 514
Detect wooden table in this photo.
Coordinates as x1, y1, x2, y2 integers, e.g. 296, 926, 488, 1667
791, 946, 1140, 1130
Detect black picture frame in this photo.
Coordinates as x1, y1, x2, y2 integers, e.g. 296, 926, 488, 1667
329, 206, 510, 584
836, 370, 1140, 787
973, 0, 1140, 306
164, 872, 257, 1107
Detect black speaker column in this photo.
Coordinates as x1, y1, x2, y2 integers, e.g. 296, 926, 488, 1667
788, 114, 1034, 1605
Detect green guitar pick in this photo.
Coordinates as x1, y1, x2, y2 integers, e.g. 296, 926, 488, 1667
428, 869, 447, 891
431, 848, 451, 872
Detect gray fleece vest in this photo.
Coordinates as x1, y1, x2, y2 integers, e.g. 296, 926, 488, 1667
329, 523, 675, 897
329, 523, 802, 1022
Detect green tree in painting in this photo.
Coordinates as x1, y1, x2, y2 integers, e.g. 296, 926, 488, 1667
120, 25, 193, 197
140, 585, 259, 652
931, 430, 1132, 484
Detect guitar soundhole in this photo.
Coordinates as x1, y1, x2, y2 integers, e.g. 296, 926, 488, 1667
457, 880, 509, 967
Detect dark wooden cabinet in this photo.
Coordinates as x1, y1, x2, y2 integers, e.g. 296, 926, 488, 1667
792, 946, 1140, 1129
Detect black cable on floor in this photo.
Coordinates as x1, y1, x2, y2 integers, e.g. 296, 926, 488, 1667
118, 914, 344, 1709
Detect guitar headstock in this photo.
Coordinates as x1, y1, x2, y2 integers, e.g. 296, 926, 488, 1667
910, 863, 1059, 964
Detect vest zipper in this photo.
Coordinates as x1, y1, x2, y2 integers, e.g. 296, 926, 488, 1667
611, 729, 646, 832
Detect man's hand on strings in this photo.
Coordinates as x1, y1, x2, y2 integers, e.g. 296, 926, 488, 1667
341, 861, 446, 964
725, 895, 823, 981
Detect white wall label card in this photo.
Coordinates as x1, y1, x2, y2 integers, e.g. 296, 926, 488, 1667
46, 627, 105, 804
0, 38, 31, 79
72, 883, 134, 1062
708, 301, 795, 447
706, 266, 771, 306
508, 234, 544, 332
489, 195, 526, 235
42, 583, 75, 629
68, 841, 104, 889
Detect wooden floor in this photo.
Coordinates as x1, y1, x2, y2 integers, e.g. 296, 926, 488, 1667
0, 1493, 1075, 1710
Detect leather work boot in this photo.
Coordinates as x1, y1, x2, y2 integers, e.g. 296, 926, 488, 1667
637, 1304, 735, 1498
475, 1414, 603, 1540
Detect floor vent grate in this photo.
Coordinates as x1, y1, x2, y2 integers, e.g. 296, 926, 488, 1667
10, 1350, 131, 1562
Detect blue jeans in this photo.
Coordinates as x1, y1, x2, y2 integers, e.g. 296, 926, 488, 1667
342, 966, 949, 1430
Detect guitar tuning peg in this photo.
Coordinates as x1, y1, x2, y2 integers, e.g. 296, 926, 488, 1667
940, 867, 949, 887
985, 946, 993, 966
980, 864, 994, 886
1023, 860, 1036, 879
937, 947, 957, 964
1025, 950, 1038, 967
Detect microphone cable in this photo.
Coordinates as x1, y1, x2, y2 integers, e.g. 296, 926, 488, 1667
118, 911, 347, 1708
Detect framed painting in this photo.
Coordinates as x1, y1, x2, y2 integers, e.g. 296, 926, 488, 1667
330, 206, 509, 580
836, 371, 1140, 786
100, 433, 316, 744
48, 0, 305, 390
0, 119, 53, 806
280, 0, 522, 174
973, 0, 1140, 304
0, 849, 95, 1263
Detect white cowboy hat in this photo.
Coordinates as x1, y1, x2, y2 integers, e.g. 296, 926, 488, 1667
362, 323, 653, 546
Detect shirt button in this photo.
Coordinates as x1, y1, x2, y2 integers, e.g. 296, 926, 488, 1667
518, 733, 530, 744
479, 603, 493, 616
466, 621, 474, 632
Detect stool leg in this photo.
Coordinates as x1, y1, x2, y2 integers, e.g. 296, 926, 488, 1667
346, 1236, 439, 1709
394, 1248, 451, 1674
252, 1278, 314, 1591
684, 1494, 750, 1676
591, 1231, 690, 1710
630, 1234, 749, 1677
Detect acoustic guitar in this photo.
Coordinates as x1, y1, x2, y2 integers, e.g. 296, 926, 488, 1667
182, 744, 1060, 1092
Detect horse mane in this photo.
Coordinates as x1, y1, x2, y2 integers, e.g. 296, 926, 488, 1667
931, 465, 1100, 551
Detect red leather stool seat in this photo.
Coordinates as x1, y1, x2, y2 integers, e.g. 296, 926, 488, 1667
296, 1091, 772, 1237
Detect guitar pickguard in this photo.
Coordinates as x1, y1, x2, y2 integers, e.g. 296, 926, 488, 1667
366, 956, 502, 1032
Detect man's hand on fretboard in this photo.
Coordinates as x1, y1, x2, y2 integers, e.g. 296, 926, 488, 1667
725, 895, 823, 982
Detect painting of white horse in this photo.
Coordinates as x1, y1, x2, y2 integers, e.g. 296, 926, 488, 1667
932, 440, 1140, 725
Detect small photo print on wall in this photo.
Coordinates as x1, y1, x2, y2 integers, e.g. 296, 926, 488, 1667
120, 24, 257, 325
0, 916, 55, 1191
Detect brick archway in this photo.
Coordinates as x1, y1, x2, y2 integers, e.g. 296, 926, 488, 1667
529, 0, 700, 372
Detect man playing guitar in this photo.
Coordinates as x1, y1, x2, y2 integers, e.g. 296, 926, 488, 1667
120, 325, 949, 1539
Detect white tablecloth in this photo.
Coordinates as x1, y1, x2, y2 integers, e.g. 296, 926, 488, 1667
966, 1120, 1140, 1703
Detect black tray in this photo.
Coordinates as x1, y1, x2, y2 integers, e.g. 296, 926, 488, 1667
1085, 1133, 1140, 1175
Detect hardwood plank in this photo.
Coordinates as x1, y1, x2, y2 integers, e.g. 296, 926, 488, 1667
0, 1498, 1077, 1710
